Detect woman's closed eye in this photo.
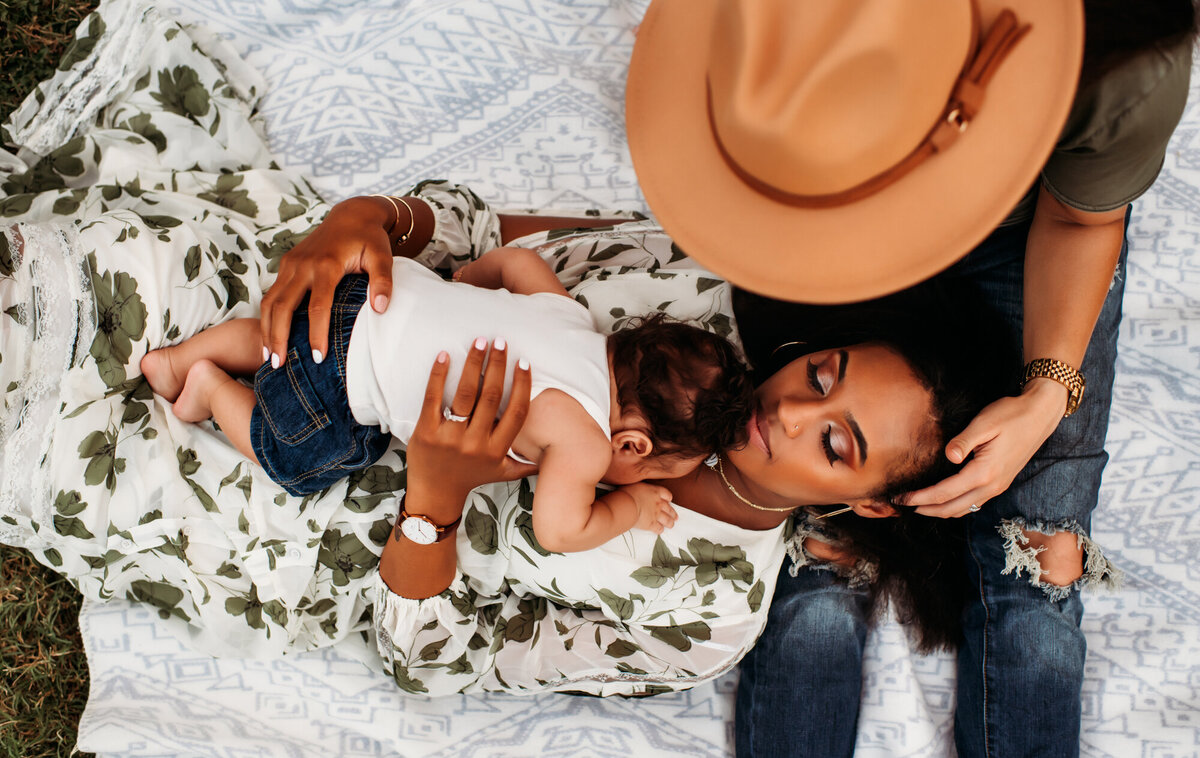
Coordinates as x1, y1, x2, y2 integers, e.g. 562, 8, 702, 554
821, 424, 841, 465
807, 359, 830, 395
807, 350, 847, 397
821, 422, 857, 467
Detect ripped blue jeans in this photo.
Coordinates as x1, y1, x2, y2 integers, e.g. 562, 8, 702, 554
736, 215, 1127, 758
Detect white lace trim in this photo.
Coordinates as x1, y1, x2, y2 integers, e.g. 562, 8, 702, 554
0, 224, 96, 549
4, 0, 155, 161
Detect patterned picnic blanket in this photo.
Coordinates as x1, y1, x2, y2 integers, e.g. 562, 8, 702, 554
3, 0, 1198, 756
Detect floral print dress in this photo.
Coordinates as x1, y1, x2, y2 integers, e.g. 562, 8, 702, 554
0, 0, 788, 695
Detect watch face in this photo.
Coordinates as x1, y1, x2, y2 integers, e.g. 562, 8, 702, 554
400, 516, 437, 545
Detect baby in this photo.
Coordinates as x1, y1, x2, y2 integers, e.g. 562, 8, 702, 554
142, 246, 752, 552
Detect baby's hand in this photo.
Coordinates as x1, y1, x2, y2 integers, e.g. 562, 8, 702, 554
622, 482, 678, 535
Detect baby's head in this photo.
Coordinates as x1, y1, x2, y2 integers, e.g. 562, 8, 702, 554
603, 314, 754, 484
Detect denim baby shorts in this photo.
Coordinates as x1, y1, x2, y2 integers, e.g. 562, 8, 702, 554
249, 275, 391, 496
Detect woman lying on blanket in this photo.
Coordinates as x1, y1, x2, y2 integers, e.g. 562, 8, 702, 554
0, 3, 1009, 698
261, 186, 1016, 695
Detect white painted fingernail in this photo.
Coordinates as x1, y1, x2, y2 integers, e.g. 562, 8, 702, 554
517, 358, 529, 370
474, 337, 487, 350
262, 346, 269, 362
494, 337, 506, 351
312, 349, 323, 364
271, 353, 281, 369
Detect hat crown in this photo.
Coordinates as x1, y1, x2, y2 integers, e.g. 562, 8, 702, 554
707, 0, 976, 196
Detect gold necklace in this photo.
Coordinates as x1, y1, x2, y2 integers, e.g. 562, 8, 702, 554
706, 454, 796, 513
706, 454, 853, 519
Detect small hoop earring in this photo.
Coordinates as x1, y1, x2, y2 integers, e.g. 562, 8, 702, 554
770, 340, 807, 360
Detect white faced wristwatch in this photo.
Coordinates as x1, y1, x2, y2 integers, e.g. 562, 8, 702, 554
393, 494, 462, 545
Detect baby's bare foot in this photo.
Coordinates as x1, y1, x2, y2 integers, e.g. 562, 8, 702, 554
141, 347, 186, 402
173, 359, 229, 423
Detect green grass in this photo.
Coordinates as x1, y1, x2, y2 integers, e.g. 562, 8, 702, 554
0, 550, 94, 757
2, 2, 101, 756
1, 0, 99, 119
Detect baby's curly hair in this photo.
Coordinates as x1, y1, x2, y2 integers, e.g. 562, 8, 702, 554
608, 314, 753, 460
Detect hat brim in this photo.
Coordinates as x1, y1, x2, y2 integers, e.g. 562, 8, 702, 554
626, 0, 1083, 303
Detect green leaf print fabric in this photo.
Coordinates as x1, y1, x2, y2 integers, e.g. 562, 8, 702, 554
0, 0, 789, 693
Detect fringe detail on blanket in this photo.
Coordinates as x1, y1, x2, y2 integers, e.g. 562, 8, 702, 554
0, 224, 96, 549
2, 0, 155, 160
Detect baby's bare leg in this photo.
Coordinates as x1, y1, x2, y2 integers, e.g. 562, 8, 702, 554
142, 318, 264, 401
174, 359, 259, 462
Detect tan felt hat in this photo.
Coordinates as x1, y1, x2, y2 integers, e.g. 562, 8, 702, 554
626, 0, 1084, 303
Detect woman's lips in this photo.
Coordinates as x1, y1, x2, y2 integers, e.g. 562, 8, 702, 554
748, 408, 770, 457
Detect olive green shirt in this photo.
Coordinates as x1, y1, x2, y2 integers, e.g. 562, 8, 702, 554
1006, 38, 1194, 222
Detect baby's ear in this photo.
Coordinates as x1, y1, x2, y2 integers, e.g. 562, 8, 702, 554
847, 499, 898, 519
602, 431, 655, 486
611, 429, 653, 458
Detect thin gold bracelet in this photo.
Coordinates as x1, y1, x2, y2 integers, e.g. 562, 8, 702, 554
393, 196, 415, 244
368, 194, 401, 234
368, 194, 415, 245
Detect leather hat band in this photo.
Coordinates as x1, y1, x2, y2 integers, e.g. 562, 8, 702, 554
708, 9, 1031, 209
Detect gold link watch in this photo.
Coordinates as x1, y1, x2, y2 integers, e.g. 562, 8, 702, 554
1021, 358, 1086, 417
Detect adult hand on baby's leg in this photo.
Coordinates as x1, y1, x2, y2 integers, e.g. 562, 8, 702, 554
622, 482, 678, 534
259, 197, 398, 367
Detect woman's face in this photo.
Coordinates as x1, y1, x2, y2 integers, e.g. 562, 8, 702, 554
725, 344, 934, 508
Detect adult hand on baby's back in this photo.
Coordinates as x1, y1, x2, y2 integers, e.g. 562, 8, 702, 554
900, 382, 1068, 518
380, 341, 533, 599
406, 338, 538, 507
260, 197, 395, 365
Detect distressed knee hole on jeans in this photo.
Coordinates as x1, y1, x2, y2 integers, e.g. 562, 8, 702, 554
998, 518, 1122, 601
785, 520, 877, 588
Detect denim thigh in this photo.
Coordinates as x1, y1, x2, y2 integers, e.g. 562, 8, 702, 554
250, 276, 391, 496
942, 213, 1128, 758
736, 564, 870, 758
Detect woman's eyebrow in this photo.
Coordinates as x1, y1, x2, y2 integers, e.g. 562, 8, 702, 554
845, 411, 868, 465
836, 350, 866, 464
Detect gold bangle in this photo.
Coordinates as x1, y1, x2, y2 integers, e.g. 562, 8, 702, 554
1021, 358, 1086, 418
393, 196, 415, 245
368, 194, 401, 233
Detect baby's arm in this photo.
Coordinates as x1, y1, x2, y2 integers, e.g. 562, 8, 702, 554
522, 391, 674, 552
533, 454, 676, 553
454, 246, 569, 298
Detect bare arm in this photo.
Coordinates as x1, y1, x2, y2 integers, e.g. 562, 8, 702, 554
531, 472, 676, 552
904, 188, 1127, 517
454, 246, 570, 298
497, 214, 629, 245
523, 391, 623, 553
532, 457, 632, 554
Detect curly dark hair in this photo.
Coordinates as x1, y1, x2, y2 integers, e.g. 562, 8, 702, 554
734, 277, 1021, 652
608, 313, 754, 461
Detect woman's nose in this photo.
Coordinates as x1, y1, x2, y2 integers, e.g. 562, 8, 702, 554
778, 395, 822, 437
